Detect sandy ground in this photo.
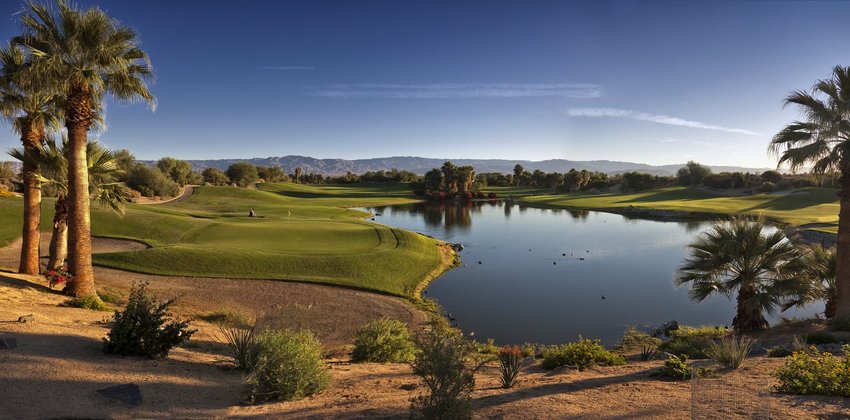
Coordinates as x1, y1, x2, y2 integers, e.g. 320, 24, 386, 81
1, 239, 850, 418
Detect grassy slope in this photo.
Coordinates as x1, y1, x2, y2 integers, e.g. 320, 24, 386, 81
1, 183, 445, 298
520, 186, 839, 232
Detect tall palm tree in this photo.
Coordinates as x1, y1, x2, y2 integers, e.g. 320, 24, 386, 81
15, 0, 155, 298
783, 244, 838, 319
10, 137, 129, 271
677, 216, 806, 332
770, 65, 850, 318
0, 42, 62, 275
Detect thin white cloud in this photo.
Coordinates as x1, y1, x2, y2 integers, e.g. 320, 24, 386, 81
658, 138, 717, 146
262, 66, 316, 70
567, 107, 761, 136
308, 83, 602, 99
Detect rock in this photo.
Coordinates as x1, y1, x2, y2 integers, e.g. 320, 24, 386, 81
17, 314, 35, 323
399, 384, 417, 391
0, 338, 17, 350
451, 243, 464, 251
817, 343, 843, 354
663, 320, 679, 335
97, 383, 143, 406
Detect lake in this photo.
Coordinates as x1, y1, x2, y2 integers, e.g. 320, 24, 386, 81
362, 201, 822, 345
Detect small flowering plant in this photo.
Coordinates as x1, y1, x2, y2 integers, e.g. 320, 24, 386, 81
45, 268, 73, 289
498, 345, 524, 388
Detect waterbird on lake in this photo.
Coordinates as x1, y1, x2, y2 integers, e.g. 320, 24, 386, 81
478, 261, 482, 264
601, 295, 606, 300
553, 262, 557, 265
562, 253, 566, 256
579, 257, 585, 261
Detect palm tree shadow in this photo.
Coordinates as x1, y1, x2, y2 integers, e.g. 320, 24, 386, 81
0, 272, 59, 295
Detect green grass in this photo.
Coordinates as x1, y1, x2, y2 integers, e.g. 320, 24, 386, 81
481, 186, 550, 196
521, 187, 840, 231
0, 183, 445, 298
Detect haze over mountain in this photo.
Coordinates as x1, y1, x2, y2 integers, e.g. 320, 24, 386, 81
151, 156, 773, 177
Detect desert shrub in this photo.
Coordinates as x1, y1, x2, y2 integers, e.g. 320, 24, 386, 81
767, 347, 793, 358
220, 325, 261, 371
103, 282, 195, 358
758, 181, 776, 193
498, 346, 523, 388
200, 308, 253, 328
705, 335, 753, 369
476, 338, 499, 355
244, 329, 329, 403
659, 325, 727, 359
410, 327, 482, 420
775, 345, 850, 396
126, 164, 180, 197
805, 332, 839, 345
351, 318, 416, 363
829, 317, 850, 332
521, 342, 540, 358
541, 337, 626, 371
616, 327, 661, 361
655, 354, 708, 380
62, 295, 110, 312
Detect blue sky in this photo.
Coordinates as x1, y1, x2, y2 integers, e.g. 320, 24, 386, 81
1, 0, 849, 167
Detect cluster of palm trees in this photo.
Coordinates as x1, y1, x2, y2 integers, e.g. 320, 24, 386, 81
680, 65, 850, 331
0, 0, 154, 300
677, 216, 837, 332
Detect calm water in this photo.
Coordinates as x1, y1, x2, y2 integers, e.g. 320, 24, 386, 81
362, 201, 822, 345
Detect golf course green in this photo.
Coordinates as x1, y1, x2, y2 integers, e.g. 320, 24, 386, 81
0, 183, 448, 298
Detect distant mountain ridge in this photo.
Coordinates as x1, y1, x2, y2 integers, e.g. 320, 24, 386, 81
146, 156, 772, 177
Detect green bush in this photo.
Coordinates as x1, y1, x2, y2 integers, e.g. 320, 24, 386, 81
616, 327, 661, 361
102, 282, 195, 358
411, 327, 482, 419
351, 318, 416, 363
829, 317, 850, 332
244, 330, 329, 403
62, 295, 110, 312
476, 338, 499, 355
805, 332, 839, 345
705, 335, 753, 369
521, 342, 540, 358
220, 325, 261, 371
541, 337, 626, 371
767, 347, 793, 358
659, 325, 727, 359
775, 345, 850, 396
656, 354, 708, 380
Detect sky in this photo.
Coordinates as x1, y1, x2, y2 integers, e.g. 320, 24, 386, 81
1, 0, 849, 168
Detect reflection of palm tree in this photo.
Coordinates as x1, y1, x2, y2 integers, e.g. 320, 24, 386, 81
11, 138, 129, 270
677, 216, 805, 332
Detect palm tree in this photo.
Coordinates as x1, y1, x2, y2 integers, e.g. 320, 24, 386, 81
783, 244, 838, 319
15, 0, 155, 298
769, 65, 850, 317
677, 216, 806, 332
10, 138, 129, 272
0, 42, 62, 275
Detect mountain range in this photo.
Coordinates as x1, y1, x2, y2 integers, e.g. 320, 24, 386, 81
163, 156, 772, 177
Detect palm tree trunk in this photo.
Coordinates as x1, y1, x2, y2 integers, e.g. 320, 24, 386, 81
47, 195, 68, 271
733, 284, 768, 332
18, 127, 42, 275
834, 173, 850, 318
64, 85, 97, 298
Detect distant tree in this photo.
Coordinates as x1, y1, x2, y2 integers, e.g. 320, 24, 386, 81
156, 157, 193, 185
127, 165, 179, 197
202, 167, 229, 186
621, 172, 657, 191
294, 167, 302, 183
424, 169, 443, 193
112, 149, 136, 176
0, 161, 16, 191
677, 161, 712, 185
257, 166, 287, 182
677, 216, 806, 332
441, 161, 458, 193
513, 164, 524, 186
760, 170, 783, 184
226, 162, 259, 187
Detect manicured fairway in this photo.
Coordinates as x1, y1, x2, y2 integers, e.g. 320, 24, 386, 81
521, 187, 840, 232
0, 183, 446, 298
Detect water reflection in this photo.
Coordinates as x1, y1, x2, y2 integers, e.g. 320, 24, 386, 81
363, 202, 822, 345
